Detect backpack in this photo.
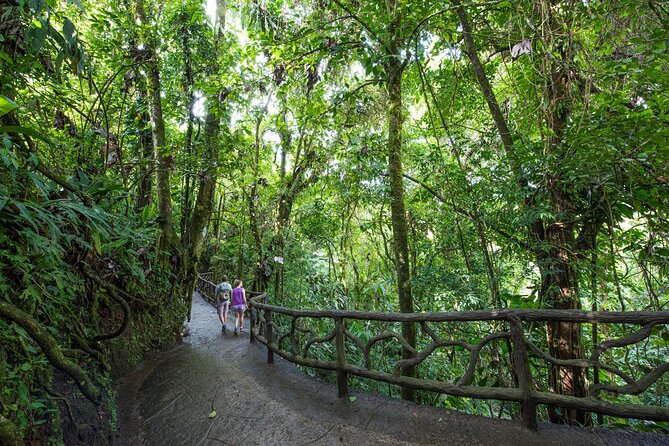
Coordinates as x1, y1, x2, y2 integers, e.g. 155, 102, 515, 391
217, 282, 232, 303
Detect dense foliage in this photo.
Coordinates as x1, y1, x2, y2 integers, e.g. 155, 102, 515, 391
1, 0, 668, 442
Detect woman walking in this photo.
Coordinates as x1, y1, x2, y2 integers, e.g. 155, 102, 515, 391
231, 279, 247, 335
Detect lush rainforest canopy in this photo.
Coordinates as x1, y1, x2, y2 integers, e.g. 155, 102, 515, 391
1, 0, 668, 442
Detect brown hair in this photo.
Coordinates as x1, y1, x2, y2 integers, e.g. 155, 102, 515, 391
222, 275, 228, 282
234, 279, 242, 287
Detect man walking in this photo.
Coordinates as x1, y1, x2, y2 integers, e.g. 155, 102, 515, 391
214, 275, 232, 333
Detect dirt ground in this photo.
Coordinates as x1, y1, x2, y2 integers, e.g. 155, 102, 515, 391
113, 293, 668, 446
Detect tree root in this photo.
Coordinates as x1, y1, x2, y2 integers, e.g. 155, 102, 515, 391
80, 264, 131, 342
39, 379, 76, 426
0, 300, 101, 405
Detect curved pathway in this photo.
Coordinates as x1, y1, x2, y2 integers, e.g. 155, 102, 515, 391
113, 293, 667, 446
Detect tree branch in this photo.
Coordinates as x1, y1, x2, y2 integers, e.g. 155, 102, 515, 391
402, 173, 529, 249
330, 0, 379, 40
452, 0, 517, 173
0, 300, 101, 405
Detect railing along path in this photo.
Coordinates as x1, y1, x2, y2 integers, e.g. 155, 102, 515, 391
197, 275, 669, 429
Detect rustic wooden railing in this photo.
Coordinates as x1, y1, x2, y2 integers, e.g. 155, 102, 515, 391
197, 275, 669, 429
197, 272, 215, 293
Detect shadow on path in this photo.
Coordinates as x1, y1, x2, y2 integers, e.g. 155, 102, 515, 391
113, 293, 667, 446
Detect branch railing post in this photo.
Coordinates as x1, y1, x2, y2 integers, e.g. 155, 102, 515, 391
250, 302, 256, 344
334, 317, 349, 398
510, 317, 537, 429
250, 293, 264, 344
265, 306, 274, 364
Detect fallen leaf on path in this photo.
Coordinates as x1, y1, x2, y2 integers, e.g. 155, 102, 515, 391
349, 396, 357, 403
208, 410, 217, 419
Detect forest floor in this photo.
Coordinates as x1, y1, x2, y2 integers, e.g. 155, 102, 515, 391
113, 293, 668, 446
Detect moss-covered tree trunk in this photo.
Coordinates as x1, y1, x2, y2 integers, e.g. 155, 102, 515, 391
385, 10, 416, 401
133, 0, 178, 255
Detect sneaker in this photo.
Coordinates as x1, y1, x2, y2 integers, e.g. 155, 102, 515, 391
234, 328, 238, 335
222, 325, 226, 333
240, 327, 244, 333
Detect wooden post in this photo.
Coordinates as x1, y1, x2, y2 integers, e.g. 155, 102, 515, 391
249, 303, 256, 344
265, 307, 274, 364
510, 317, 537, 429
335, 317, 349, 398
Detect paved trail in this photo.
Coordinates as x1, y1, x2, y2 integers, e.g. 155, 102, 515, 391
114, 293, 667, 446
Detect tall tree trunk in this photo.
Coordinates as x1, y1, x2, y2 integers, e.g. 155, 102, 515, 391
535, 0, 589, 424
249, 106, 266, 292
182, 0, 226, 320
135, 107, 153, 212
237, 221, 246, 279
385, 22, 416, 401
133, 0, 178, 254
180, 42, 196, 239
273, 107, 290, 300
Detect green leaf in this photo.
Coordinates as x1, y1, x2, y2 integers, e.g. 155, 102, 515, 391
27, 402, 47, 410
0, 96, 18, 117
92, 231, 102, 255
68, 0, 86, 13
102, 238, 129, 250
27, 171, 51, 197
31, 20, 48, 52
18, 383, 29, 403
208, 410, 217, 418
655, 248, 669, 258
63, 19, 76, 45
348, 396, 357, 403
14, 202, 39, 231
0, 126, 58, 147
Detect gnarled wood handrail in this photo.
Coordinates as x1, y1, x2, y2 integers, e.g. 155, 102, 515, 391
197, 275, 669, 429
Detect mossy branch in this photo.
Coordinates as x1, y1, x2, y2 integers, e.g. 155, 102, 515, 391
0, 300, 101, 405
0, 413, 22, 446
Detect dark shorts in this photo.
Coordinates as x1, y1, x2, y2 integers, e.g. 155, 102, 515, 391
232, 304, 245, 314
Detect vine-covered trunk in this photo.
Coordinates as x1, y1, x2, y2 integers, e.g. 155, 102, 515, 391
455, 0, 590, 424
538, 180, 589, 425
386, 33, 416, 401
182, 111, 218, 320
